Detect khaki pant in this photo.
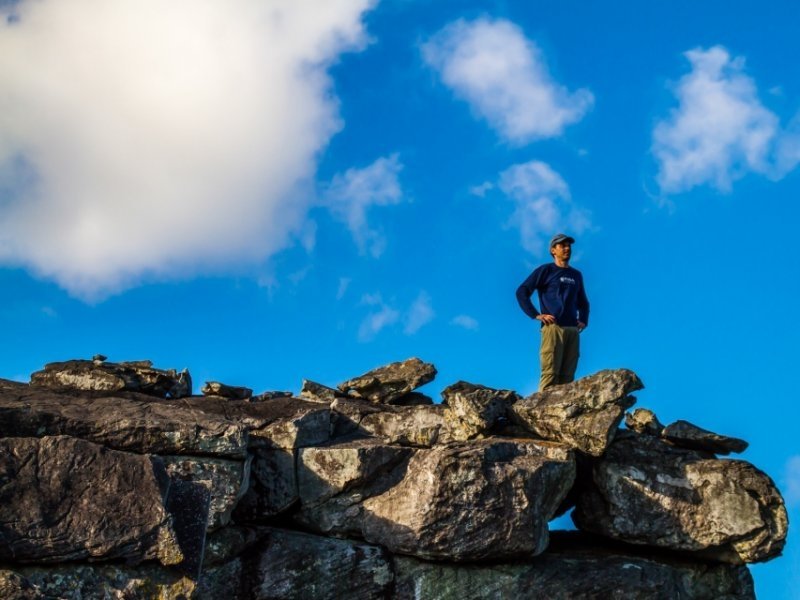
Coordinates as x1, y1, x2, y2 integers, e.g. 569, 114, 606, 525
539, 325, 580, 391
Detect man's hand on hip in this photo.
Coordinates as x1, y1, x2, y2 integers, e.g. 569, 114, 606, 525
536, 314, 556, 325
577, 321, 587, 332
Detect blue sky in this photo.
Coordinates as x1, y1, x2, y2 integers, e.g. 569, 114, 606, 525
1, 0, 798, 595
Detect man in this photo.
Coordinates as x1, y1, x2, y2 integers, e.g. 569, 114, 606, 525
516, 233, 590, 391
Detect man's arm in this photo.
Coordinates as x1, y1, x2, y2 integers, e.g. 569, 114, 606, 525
577, 274, 590, 330
516, 267, 545, 320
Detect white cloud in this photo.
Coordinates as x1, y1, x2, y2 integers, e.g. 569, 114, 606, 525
336, 277, 351, 300
786, 455, 800, 507
421, 17, 593, 144
0, 0, 375, 300
653, 45, 800, 194
357, 293, 399, 342
403, 291, 434, 335
323, 154, 403, 258
469, 181, 494, 197
451, 314, 479, 331
498, 160, 591, 255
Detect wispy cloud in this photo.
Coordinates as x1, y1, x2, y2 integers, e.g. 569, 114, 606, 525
498, 160, 591, 255
785, 455, 800, 507
653, 45, 800, 195
323, 154, 404, 258
421, 17, 593, 144
451, 314, 479, 331
336, 277, 352, 300
0, 0, 374, 300
403, 291, 435, 335
358, 293, 400, 342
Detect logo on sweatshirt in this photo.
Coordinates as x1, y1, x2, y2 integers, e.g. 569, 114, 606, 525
560, 276, 576, 285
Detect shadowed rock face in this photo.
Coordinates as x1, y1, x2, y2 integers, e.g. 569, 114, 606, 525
337, 357, 437, 404
247, 528, 393, 600
0, 380, 248, 458
30, 359, 191, 398
393, 531, 755, 600
573, 432, 788, 563
0, 436, 183, 566
662, 419, 749, 455
510, 368, 643, 456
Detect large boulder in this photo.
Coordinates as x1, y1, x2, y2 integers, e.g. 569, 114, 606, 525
331, 397, 446, 446
337, 357, 436, 404
510, 369, 643, 455
30, 359, 191, 398
297, 438, 575, 561
573, 432, 788, 563
0, 379, 248, 458
392, 531, 755, 599
233, 448, 298, 521
0, 436, 187, 566
246, 528, 393, 600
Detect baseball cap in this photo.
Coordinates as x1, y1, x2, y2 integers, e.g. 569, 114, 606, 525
549, 233, 575, 248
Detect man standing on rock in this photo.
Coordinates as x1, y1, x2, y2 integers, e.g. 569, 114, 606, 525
516, 233, 590, 391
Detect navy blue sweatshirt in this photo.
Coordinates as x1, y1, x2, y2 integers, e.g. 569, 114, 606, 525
516, 263, 590, 327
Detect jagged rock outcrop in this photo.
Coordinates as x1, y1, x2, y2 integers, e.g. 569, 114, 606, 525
337, 357, 437, 403
30, 359, 191, 398
0, 357, 787, 599
510, 368, 643, 455
573, 431, 788, 563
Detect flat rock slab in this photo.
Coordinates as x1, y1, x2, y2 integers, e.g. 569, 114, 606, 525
248, 528, 393, 600
233, 448, 298, 521
169, 396, 330, 450
337, 357, 437, 404
331, 397, 447, 446
573, 432, 788, 563
30, 359, 191, 398
0, 436, 183, 566
393, 531, 755, 600
201, 381, 253, 400
662, 419, 749, 455
0, 380, 248, 458
510, 369, 643, 456
300, 379, 348, 403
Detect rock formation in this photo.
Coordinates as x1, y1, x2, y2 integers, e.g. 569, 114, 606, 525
0, 356, 787, 599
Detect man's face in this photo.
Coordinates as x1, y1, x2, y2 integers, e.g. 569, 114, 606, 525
551, 242, 571, 262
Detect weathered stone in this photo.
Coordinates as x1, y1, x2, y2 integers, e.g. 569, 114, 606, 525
30, 359, 191, 398
393, 531, 755, 599
0, 379, 248, 458
510, 369, 643, 456
573, 432, 788, 563
625, 407, 664, 435
203, 527, 266, 567
250, 390, 294, 401
162, 455, 249, 531
295, 439, 413, 534
389, 391, 434, 406
172, 396, 330, 449
337, 357, 437, 404
201, 381, 253, 400
0, 565, 197, 600
300, 379, 347, 403
441, 381, 520, 440
662, 419, 749, 455
330, 396, 446, 446
0, 436, 183, 565
197, 559, 244, 600
247, 528, 393, 600
298, 438, 575, 561
163, 478, 211, 578
233, 448, 297, 520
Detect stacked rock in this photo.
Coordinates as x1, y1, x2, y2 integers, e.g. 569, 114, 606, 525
0, 357, 787, 599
